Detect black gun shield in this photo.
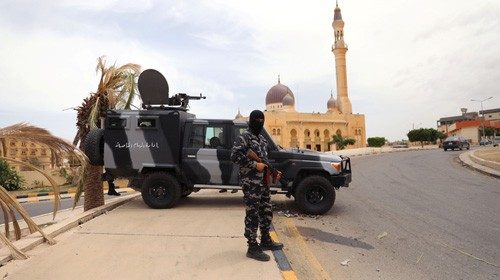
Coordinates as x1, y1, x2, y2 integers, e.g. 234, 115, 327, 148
138, 69, 169, 106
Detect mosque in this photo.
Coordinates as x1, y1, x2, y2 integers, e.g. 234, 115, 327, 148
236, 2, 366, 151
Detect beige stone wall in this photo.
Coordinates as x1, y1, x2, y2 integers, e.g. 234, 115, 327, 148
450, 127, 479, 143
484, 112, 500, 121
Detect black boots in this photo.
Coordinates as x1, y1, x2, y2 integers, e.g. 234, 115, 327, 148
246, 243, 270, 262
107, 180, 121, 196
260, 234, 284, 251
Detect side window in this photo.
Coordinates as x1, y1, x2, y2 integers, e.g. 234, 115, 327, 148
188, 125, 205, 148
205, 126, 226, 149
234, 127, 246, 139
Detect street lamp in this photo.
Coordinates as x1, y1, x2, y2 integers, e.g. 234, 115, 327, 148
471, 96, 493, 141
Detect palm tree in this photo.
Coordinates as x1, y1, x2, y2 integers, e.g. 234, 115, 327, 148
74, 56, 140, 211
0, 123, 86, 260
329, 133, 356, 150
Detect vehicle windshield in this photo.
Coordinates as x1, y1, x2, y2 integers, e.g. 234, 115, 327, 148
444, 137, 458, 141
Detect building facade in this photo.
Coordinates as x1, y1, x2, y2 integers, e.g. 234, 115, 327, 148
437, 108, 500, 143
0, 138, 54, 171
236, 2, 366, 151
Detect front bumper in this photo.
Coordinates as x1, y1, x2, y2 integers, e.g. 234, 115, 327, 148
331, 156, 352, 188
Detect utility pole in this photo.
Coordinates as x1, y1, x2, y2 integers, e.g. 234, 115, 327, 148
471, 97, 493, 141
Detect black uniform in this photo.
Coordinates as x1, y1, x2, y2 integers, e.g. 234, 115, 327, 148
231, 129, 272, 245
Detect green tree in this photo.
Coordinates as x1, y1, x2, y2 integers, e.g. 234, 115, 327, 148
329, 133, 356, 150
0, 159, 24, 191
74, 56, 140, 211
408, 128, 433, 147
367, 137, 386, 147
484, 127, 494, 137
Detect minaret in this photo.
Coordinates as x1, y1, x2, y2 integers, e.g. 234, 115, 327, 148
332, 1, 352, 114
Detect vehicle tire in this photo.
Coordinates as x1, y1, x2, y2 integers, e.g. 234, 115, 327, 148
141, 172, 181, 209
83, 129, 104, 166
294, 175, 335, 215
444, 148, 447, 151
466, 144, 470, 150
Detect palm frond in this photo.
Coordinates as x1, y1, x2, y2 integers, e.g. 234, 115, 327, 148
0, 231, 28, 260
1, 157, 61, 219
88, 97, 101, 130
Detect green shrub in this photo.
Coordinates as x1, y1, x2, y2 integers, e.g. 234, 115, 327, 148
367, 137, 386, 147
0, 159, 24, 191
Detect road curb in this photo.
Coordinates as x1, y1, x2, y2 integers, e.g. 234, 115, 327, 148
459, 151, 500, 179
343, 146, 439, 158
0, 193, 141, 265
270, 224, 298, 280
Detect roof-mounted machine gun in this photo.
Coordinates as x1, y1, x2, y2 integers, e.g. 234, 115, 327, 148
168, 93, 206, 109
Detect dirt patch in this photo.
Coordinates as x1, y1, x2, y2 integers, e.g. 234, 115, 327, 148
474, 148, 500, 162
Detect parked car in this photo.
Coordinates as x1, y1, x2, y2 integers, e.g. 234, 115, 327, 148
494, 136, 500, 147
479, 139, 492, 146
443, 136, 470, 151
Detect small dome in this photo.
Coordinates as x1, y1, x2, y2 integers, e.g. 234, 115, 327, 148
327, 93, 336, 109
266, 77, 294, 105
282, 93, 294, 106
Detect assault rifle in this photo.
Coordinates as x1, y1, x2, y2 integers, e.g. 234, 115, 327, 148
247, 149, 283, 187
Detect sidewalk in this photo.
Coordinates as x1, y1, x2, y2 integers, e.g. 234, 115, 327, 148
329, 145, 438, 157
459, 148, 500, 178
0, 191, 283, 280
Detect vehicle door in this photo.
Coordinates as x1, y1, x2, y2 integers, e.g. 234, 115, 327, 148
182, 121, 232, 185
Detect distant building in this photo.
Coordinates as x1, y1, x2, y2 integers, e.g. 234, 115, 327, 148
437, 108, 500, 143
0, 138, 54, 171
236, 2, 366, 151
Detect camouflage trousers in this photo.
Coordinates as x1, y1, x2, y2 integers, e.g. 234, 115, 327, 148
242, 180, 272, 245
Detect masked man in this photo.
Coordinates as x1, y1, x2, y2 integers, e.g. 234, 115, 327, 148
231, 110, 283, 261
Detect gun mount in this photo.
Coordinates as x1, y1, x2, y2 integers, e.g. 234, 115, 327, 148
138, 69, 206, 111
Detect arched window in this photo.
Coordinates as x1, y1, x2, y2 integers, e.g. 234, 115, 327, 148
304, 129, 311, 137
277, 129, 281, 135
272, 129, 276, 135
314, 129, 320, 138
290, 129, 297, 137
336, 129, 342, 136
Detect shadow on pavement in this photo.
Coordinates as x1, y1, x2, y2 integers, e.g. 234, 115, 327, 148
176, 196, 244, 208
298, 226, 374, 250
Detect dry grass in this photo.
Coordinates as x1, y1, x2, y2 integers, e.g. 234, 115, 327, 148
474, 148, 500, 162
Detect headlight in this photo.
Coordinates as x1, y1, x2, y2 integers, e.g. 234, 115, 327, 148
331, 162, 341, 172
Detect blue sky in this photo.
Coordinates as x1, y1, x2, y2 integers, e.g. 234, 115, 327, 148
1, 0, 499, 141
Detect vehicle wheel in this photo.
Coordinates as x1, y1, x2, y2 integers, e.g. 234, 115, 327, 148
83, 129, 104, 166
141, 172, 181, 209
459, 146, 463, 150
294, 175, 335, 215
466, 145, 470, 150
444, 148, 447, 151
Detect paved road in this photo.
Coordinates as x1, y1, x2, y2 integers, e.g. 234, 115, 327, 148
273, 149, 499, 280
0, 194, 127, 224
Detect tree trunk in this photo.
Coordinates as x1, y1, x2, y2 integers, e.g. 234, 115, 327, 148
0, 138, 7, 157
83, 164, 105, 211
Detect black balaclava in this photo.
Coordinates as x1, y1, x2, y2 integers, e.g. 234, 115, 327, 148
249, 110, 265, 135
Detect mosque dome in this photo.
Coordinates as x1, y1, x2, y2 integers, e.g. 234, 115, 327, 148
327, 93, 336, 109
282, 93, 295, 106
235, 108, 243, 119
265, 77, 295, 105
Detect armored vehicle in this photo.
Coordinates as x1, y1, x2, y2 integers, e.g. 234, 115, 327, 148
83, 69, 352, 215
